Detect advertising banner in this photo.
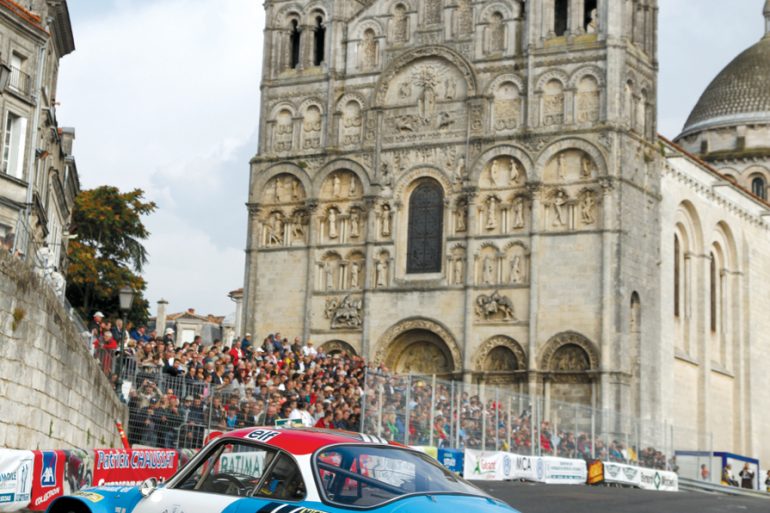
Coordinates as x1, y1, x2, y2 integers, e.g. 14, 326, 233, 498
410, 446, 438, 460
219, 451, 266, 478
639, 468, 679, 492
464, 450, 509, 481
91, 449, 178, 486
437, 449, 464, 475
29, 451, 66, 511
602, 461, 642, 487
587, 460, 604, 485
539, 457, 587, 485
510, 454, 538, 482
0, 450, 34, 512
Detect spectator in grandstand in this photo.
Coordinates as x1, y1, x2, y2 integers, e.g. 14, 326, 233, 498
289, 401, 315, 427
765, 470, 770, 492
739, 463, 755, 489
700, 463, 710, 481
722, 464, 739, 487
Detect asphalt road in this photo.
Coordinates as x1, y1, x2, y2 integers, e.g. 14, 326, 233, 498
475, 481, 770, 513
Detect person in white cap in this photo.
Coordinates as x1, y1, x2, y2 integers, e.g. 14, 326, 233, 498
164, 327, 175, 345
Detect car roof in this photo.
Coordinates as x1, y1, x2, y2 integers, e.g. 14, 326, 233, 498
221, 427, 396, 455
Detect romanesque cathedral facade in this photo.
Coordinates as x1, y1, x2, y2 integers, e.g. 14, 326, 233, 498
244, 0, 770, 462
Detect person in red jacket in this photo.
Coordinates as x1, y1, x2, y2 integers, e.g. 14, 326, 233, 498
315, 410, 334, 429
228, 340, 243, 367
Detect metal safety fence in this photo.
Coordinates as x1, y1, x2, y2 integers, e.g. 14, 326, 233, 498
360, 371, 688, 471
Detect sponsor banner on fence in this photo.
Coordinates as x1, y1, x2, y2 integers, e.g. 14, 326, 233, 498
639, 468, 679, 492
602, 461, 642, 487
438, 449, 464, 475
539, 457, 587, 485
587, 460, 604, 485
410, 446, 438, 460
92, 449, 178, 486
464, 450, 511, 481
0, 450, 33, 512
510, 455, 538, 482
29, 451, 66, 511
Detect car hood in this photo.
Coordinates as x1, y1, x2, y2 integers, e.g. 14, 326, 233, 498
382, 493, 518, 513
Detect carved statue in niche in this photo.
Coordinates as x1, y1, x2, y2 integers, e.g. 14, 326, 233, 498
381, 204, 392, 237
543, 81, 565, 126
495, 83, 521, 130
350, 262, 361, 289
482, 255, 495, 284
291, 179, 301, 201
552, 191, 567, 227
580, 191, 596, 225
398, 342, 448, 374
328, 208, 339, 239
485, 197, 498, 230
267, 214, 284, 246
509, 255, 523, 284
415, 70, 438, 119
342, 103, 362, 145
380, 162, 392, 186
456, 0, 473, 35
485, 347, 518, 372
291, 211, 306, 242
476, 291, 516, 321
325, 295, 363, 329
454, 156, 466, 183
586, 8, 599, 33
510, 159, 522, 184
455, 204, 467, 232
349, 210, 361, 238
273, 177, 283, 203
332, 174, 342, 198
349, 177, 357, 197
302, 107, 321, 149
375, 257, 389, 288
453, 258, 464, 284
489, 159, 504, 187
576, 79, 600, 124
512, 198, 525, 229
324, 261, 334, 290
552, 345, 590, 372
557, 153, 567, 180
425, 0, 441, 24
488, 12, 505, 53
581, 155, 595, 178
393, 4, 408, 42
361, 29, 377, 69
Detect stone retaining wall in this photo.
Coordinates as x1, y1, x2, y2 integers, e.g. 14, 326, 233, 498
0, 253, 126, 449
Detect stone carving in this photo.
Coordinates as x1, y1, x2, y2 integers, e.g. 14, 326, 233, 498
551, 190, 568, 227
398, 81, 412, 99
349, 209, 361, 238
509, 255, 523, 284
511, 159, 523, 183
581, 155, 595, 178
361, 29, 378, 69
375, 257, 389, 288
392, 4, 408, 43
543, 80, 565, 126
444, 79, 457, 100
557, 153, 567, 180
324, 295, 363, 329
545, 150, 596, 182
324, 261, 334, 290
580, 191, 596, 225
291, 211, 306, 242
485, 346, 519, 372
328, 208, 339, 239
332, 175, 342, 198
586, 8, 599, 34
373, 318, 461, 372
576, 76, 600, 124
266, 213, 285, 246
380, 204, 392, 237
415, 66, 439, 119
273, 110, 294, 152
456, 0, 473, 35
495, 82, 521, 130
482, 255, 495, 284
552, 344, 591, 372
380, 162, 392, 186
425, 0, 441, 24
455, 204, 467, 232
302, 106, 322, 149
476, 291, 515, 321
453, 258, 464, 284
397, 342, 449, 374
350, 262, 361, 289
454, 156, 466, 182
485, 196, 498, 230
512, 197, 526, 229
489, 159, 503, 187
488, 12, 505, 53
474, 336, 527, 373
341, 101, 363, 146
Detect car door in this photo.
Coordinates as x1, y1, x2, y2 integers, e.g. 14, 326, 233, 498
132, 440, 274, 513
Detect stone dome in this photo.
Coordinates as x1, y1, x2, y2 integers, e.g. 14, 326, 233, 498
681, 35, 770, 137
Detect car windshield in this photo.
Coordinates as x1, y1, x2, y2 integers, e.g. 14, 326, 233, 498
314, 445, 484, 508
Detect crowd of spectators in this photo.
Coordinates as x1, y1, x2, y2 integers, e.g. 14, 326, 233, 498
89, 310, 670, 470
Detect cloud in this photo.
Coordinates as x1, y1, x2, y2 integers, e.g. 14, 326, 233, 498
57, 0, 264, 315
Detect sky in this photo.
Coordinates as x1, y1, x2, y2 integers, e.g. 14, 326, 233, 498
56, 0, 767, 318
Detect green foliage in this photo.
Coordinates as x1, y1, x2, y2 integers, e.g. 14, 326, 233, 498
65, 186, 157, 324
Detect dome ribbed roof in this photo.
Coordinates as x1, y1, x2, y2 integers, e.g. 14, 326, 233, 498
682, 36, 770, 135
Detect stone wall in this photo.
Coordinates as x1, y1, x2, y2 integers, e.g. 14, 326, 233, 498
0, 253, 126, 449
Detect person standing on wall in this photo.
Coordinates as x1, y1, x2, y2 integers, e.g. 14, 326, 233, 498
739, 463, 755, 490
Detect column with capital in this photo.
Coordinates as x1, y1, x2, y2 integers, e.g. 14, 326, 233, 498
526, 182, 542, 397
302, 200, 319, 344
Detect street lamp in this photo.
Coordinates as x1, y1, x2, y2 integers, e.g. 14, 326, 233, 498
117, 286, 135, 395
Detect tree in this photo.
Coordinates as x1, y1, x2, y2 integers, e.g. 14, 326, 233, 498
65, 186, 157, 323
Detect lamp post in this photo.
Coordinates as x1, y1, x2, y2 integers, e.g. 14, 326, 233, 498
117, 286, 136, 394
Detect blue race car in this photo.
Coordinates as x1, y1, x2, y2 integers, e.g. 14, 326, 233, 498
46, 427, 519, 513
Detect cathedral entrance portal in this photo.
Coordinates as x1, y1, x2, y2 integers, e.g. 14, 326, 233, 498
375, 318, 461, 377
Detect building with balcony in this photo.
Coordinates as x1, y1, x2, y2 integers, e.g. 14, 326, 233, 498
0, 0, 77, 291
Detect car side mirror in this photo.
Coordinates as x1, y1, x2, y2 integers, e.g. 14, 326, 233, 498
140, 477, 158, 498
